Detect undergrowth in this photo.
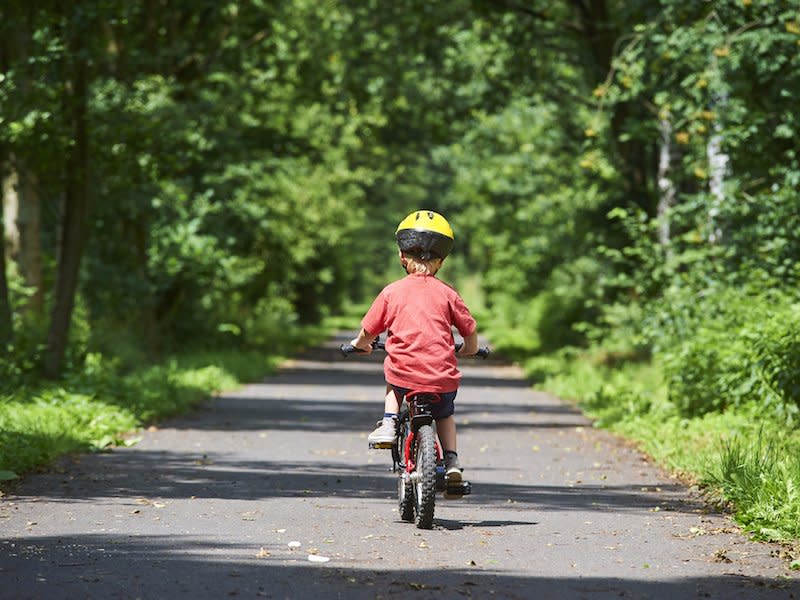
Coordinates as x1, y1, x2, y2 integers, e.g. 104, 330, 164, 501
0, 323, 334, 486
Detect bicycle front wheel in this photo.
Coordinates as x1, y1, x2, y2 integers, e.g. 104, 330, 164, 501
413, 424, 437, 529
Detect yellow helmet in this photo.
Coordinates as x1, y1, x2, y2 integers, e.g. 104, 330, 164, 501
395, 210, 454, 260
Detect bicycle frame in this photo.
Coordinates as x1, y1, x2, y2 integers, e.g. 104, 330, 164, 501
394, 391, 442, 475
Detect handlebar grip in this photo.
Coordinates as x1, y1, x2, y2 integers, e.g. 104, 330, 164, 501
454, 344, 490, 359
340, 342, 385, 356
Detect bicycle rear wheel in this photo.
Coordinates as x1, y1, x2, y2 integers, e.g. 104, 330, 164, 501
413, 424, 437, 529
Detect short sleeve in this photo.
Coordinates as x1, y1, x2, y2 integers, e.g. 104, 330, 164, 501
451, 293, 476, 338
362, 290, 389, 336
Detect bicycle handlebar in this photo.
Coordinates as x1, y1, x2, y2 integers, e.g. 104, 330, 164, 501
340, 340, 490, 359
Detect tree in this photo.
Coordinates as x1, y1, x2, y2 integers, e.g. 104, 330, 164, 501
0, 189, 12, 347
43, 6, 92, 377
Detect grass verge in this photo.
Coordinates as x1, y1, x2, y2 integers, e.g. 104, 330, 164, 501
0, 323, 336, 487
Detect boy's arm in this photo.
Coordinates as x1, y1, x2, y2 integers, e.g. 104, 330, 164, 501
457, 330, 479, 355
350, 328, 378, 353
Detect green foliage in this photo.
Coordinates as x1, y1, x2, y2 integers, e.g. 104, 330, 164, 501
709, 431, 800, 541
0, 345, 288, 478
752, 303, 800, 414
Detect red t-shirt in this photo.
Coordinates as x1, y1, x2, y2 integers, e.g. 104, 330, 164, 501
361, 273, 477, 392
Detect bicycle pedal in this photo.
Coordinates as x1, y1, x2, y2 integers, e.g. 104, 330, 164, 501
444, 480, 471, 499
368, 441, 394, 450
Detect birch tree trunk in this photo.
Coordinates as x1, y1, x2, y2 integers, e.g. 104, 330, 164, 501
706, 125, 729, 244
656, 117, 676, 249
2, 159, 44, 315
16, 169, 43, 314
2, 164, 20, 259
0, 171, 13, 346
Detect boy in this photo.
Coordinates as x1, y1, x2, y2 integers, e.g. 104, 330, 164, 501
349, 210, 479, 480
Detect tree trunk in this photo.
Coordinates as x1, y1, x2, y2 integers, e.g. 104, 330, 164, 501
2, 157, 44, 315
2, 162, 20, 259
706, 125, 728, 245
657, 118, 676, 249
16, 167, 43, 313
43, 25, 90, 378
0, 170, 13, 347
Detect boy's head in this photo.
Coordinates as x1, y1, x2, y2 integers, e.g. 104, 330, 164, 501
395, 210, 454, 276
399, 252, 443, 275
395, 210, 454, 260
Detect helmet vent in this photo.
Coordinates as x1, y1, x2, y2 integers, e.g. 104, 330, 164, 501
427, 211, 434, 219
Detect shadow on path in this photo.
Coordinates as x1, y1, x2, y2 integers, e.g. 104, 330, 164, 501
1, 533, 797, 600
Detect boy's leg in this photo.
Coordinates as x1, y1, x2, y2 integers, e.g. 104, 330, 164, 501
437, 416, 462, 479
436, 416, 456, 454
383, 385, 400, 413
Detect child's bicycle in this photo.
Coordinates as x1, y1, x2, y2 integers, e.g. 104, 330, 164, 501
340, 338, 489, 529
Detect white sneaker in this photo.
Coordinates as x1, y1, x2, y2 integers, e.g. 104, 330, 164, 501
367, 418, 397, 444
445, 454, 462, 483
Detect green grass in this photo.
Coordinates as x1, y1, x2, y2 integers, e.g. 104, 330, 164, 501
0, 322, 337, 486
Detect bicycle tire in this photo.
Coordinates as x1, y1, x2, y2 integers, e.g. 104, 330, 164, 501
397, 419, 415, 522
413, 424, 437, 529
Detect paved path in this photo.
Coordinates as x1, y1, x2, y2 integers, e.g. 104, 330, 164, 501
2, 334, 799, 599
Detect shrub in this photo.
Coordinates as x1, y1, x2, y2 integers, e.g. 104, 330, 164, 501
752, 304, 800, 418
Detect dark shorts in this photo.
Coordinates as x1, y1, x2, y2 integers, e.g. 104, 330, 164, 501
391, 386, 457, 419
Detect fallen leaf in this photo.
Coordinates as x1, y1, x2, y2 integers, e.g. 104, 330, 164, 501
713, 548, 732, 563
255, 547, 271, 559
308, 554, 330, 563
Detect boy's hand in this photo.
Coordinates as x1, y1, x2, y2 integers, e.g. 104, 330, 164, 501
350, 337, 373, 354
457, 331, 479, 355
350, 328, 376, 354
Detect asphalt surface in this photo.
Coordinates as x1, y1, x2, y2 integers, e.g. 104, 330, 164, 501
2, 333, 799, 599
